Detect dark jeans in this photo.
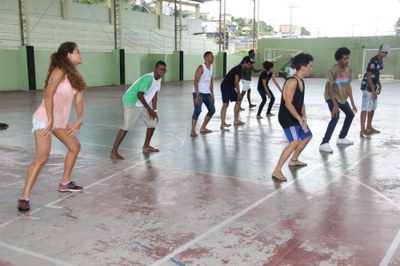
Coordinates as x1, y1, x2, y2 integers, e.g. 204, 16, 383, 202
192, 93, 215, 120
321, 99, 355, 144
257, 87, 275, 116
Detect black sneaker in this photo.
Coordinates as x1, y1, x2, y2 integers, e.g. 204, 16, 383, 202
18, 199, 30, 216
58, 181, 84, 192
0, 123, 9, 130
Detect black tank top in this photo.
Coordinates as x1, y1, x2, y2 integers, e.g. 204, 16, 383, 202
278, 76, 305, 129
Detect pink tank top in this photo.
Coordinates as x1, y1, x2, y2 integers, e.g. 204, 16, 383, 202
33, 77, 77, 129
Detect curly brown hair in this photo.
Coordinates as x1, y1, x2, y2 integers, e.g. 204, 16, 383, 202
44, 42, 87, 92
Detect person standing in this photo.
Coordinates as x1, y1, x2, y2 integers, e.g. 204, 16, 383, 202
319, 47, 357, 153
110, 61, 167, 159
360, 44, 390, 136
190, 51, 215, 137
240, 50, 262, 109
256, 60, 282, 119
220, 57, 253, 128
271, 53, 314, 182
18, 42, 87, 215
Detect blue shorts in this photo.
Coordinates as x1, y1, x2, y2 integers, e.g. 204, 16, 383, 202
220, 86, 239, 103
283, 125, 313, 142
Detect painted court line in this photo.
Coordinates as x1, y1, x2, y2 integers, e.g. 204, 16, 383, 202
151, 151, 375, 265
380, 228, 400, 266
0, 241, 74, 266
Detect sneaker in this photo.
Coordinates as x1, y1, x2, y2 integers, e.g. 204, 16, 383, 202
58, 181, 84, 192
18, 199, 30, 216
336, 138, 354, 145
319, 143, 333, 153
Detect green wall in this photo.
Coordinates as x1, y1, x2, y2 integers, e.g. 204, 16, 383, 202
257, 36, 400, 78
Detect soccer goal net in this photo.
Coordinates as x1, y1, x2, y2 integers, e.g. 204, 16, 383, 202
361, 47, 400, 79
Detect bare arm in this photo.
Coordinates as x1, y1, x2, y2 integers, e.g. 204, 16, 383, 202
210, 76, 214, 103
68, 90, 84, 137
262, 79, 271, 98
366, 72, 378, 99
193, 65, 203, 105
42, 67, 65, 138
327, 81, 339, 118
271, 75, 282, 93
234, 74, 242, 100
347, 85, 357, 113
138, 91, 158, 121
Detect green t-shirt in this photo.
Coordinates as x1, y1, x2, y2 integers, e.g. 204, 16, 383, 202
122, 73, 154, 107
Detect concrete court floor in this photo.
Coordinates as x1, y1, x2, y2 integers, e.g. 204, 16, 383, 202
0, 77, 399, 266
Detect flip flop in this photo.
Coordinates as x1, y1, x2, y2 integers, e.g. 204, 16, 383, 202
289, 159, 307, 167
142, 147, 160, 153
200, 129, 212, 134
272, 175, 287, 182
110, 153, 124, 160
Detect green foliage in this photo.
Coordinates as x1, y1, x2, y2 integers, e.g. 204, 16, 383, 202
300, 27, 310, 36
395, 18, 400, 35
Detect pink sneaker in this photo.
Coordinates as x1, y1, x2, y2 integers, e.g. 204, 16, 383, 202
58, 181, 84, 192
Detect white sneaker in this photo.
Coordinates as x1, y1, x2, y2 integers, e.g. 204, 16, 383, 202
319, 143, 333, 153
336, 138, 354, 145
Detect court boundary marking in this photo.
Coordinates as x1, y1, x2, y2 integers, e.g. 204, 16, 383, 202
151, 151, 399, 265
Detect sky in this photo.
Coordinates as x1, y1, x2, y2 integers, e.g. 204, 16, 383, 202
199, 0, 400, 37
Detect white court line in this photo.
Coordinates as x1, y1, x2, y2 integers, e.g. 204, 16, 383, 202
380, 229, 400, 266
0, 241, 74, 266
344, 174, 400, 209
151, 149, 395, 266
344, 174, 400, 265
151, 152, 351, 266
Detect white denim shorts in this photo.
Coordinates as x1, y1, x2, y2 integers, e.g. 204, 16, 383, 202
31, 118, 47, 133
361, 91, 377, 112
241, 80, 251, 91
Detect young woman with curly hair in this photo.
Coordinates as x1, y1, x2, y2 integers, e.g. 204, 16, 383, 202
18, 42, 87, 216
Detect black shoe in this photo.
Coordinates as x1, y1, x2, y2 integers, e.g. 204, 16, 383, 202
0, 123, 9, 130
18, 199, 30, 216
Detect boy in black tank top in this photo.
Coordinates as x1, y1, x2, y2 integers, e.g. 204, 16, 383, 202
272, 53, 314, 182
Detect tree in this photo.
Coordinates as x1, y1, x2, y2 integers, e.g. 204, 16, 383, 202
395, 18, 400, 36
300, 27, 310, 36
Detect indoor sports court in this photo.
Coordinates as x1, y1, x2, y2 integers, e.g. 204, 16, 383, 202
1, 77, 399, 265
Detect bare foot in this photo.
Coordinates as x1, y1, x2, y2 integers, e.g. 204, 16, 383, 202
289, 159, 307, 167
110, 153, 124, 160
190, 131, 198, 137
234, 120, 245, 126
256, 115, 263, 119
200, 128, 212, 134
271, 171, 287, 182
367, 128, 380, 134
220, 123, 231, 129
142, 146, 160, 153
360, 130, 372, 137
266, 113, 275, 116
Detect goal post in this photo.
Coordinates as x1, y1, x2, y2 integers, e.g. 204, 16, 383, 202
360, 47, 400, 79
263, 48, 302, 78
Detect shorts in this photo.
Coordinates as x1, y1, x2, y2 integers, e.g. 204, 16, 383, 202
283, 125, 313, 142
361, 91, 377, 111
241, 80, 251, 91
31, 118, 47, 133
220, 85, 239, 103
121, 105, 157, 130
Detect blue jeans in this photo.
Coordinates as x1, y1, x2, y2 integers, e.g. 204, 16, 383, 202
257, 87, 275, 116
321, 99, 355, 144
192, 93, 215, 120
